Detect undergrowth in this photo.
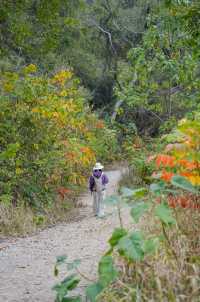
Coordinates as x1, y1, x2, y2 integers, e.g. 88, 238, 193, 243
0, 66, 119, 236
52, 117, 200, 302
0, 193, 78, 237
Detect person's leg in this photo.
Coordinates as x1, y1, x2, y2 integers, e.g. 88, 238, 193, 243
93, 192, 98, 215
102, 190, 106, 214
97, 191, 105, 217
96, 192, 101, 216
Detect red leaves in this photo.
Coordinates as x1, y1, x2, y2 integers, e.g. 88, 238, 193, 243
156, 154, 175, 168
57, 187, 71, 200
167, 194, 200, 210
178, 159, 197, 170
161, 170, 174, 182
95, 120, 105, 129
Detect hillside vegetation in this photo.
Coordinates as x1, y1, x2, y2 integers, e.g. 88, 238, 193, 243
0, 1, 200, 300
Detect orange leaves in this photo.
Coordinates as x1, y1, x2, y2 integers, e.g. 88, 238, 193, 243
167, 194, 200, 210
64, 143, 95, 185
161, 170, 174, 182
178, 159, 198, 170
156, 154, 175, 168
153, 119, 200, 188
95, 120, 105, 129
57, 187, 72, 200
80, 146, 95, 166
80, 146, 94, 157
65, 151, 76, 161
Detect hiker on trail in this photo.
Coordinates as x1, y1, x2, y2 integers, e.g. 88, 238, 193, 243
89, 162, 109, 217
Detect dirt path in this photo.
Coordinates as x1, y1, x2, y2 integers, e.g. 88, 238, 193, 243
0, 168, 132, 302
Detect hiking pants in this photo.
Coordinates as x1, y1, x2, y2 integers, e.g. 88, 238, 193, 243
93, 190, 106, 216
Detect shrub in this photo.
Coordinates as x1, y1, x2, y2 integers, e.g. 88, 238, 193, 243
0, 65, 118, 210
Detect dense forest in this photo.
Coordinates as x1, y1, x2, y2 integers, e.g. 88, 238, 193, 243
0, 0, 200, 301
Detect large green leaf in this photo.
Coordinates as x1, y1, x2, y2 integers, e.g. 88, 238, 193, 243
118, 231, 144, 261
98, 256, 118, 287
130, 202, 149, 223
171, 175, 198, 193
150, 182, 166, 195
155, 203, 176, 225
53, 274, 80, 300
86, 282, 103, 302
142, 237, 159, 255
61, 275, 80, 291
108, 228, 127, 248
121, 187, 147, 198
104, 195, 121, 205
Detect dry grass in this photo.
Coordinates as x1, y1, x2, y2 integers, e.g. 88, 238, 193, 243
0, 204, 37, 237
0, 195, 79, 238
98, 206, 200, 302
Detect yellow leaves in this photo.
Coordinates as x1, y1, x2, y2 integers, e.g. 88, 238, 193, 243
16, 168, 23, 175
68, 173, 85, 185
59, 90, 68, 97
23, 64, 37, 74
187, 175, 200, 186
52, 112, 60, 119
32, 108, 40, 113
80, 146, 95, 166
0, 64, 117, 208
52, 70, 73, 86
3, 82, 14, 92
178, 118, 187, 126
61, 100, 78, 112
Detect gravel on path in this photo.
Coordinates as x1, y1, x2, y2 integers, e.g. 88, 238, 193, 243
0, 169, 131, 302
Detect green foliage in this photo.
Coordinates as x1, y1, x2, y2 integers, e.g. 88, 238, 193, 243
130, 201, 149, 223
118, 231, 145, 261
108, 228, 128, 248
0, 0, 152, 112
85, 255, 118, 301
0, 67, 118, 209
53, 274, 80, 302
98, 256, 118, 288
171, 175, 198, 194
115, 0, 200, 134
53, 256, 82, 302
155, 203, 176, 225
86, 283, 103, 302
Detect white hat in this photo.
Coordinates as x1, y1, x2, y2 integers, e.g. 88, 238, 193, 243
93, 162, 104, 170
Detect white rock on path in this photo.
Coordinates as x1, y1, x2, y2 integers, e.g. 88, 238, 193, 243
0, 169, 132, 302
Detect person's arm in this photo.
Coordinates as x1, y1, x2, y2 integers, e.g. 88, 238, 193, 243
102, 174, 109, 185
89, 176, 95, 192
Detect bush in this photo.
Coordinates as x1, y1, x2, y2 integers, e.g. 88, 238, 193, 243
0, 65, 118, 210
